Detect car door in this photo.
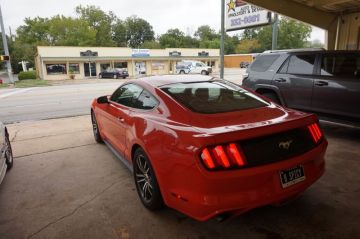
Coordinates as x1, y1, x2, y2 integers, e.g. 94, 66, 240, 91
312, 52, 360, 119
106, 84, 143, 155
272, 53, 316, 110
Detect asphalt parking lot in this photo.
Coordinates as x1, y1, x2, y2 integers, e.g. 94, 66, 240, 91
0, 115, 359, 239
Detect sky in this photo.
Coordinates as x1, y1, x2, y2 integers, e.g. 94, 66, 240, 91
1, 0, 325, 42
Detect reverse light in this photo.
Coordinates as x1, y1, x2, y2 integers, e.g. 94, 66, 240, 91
200, 143, 246, 170
307, 123, 323, 143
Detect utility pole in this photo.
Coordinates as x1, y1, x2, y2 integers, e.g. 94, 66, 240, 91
272, 13, 279, 50
0, 4, 14, 83
220, 0, 225, 79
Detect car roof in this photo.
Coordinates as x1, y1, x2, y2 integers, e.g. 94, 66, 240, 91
136, 75, 218, 88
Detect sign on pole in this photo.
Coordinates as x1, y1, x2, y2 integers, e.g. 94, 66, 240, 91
225, 0, 272, 32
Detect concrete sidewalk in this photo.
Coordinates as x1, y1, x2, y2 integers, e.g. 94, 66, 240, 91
0, 116, 359, 239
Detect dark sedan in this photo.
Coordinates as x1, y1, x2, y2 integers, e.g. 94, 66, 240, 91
99, 68, 129, 79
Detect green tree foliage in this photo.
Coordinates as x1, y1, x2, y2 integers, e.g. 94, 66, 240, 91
124, 16, 155, 48
76, 5, 116, 46
140, 40, 161, 49
238, 17, 312, 53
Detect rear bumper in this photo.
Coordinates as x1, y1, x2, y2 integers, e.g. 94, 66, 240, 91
162, 140, 327, 221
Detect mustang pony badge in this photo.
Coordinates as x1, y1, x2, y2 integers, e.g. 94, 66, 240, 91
279, 140, 293, 150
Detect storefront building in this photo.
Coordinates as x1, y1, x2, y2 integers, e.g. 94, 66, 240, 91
35, 46, 220, 80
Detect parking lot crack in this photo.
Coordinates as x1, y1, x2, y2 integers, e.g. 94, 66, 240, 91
27, 179, 122, 239
16, 143, 97, 159
10, 129, 20, 142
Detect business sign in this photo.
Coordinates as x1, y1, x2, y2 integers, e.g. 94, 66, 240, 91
132, 49, 150, 57
198, 51, 209, 57
80, 50, 98, 57
169, 51, 181, 57
225, 0, 272, 32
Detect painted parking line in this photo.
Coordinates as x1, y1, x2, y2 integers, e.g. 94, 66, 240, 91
0, 88, 32, 99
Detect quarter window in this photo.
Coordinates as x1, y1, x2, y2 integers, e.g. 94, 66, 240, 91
321, 54, 360, 78
110, 84, 143, 107
134, 90, 159, 110
287, 54, 316, 75
250, 54, 280, 72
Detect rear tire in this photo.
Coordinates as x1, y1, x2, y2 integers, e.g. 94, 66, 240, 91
180, 70, 185, 74
113, 74, 118, 79
91, 111, 103, 143
99, 74, 102, 79
133, 148, 164, 210
262, 92, 281, 105
201, 70, 207, 75
4, 133, 13, 170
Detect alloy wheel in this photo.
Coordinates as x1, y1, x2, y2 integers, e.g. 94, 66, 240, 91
135, 154, 153, 203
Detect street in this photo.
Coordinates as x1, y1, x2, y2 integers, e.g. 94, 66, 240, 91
0, 69, 245, 124
0, 82, 122, 124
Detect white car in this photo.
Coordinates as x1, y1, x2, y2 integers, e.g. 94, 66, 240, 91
175, 61, 212, 75
0, 122, 13, 185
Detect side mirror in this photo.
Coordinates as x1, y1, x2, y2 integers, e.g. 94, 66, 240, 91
97, 96, 109, 104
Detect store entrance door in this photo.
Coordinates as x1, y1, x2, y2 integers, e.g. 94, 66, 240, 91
84, 62, 97, 77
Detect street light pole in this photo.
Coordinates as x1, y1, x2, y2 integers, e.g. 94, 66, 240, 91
272, 13, 279, 50
0, 4, 14, 83
220, 0, 225, 79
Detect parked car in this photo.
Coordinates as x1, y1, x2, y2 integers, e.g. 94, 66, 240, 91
242, 49, 360, 125
91, 75, 327, 221
99, 68, 129, 79
240, 61, 250, 68
0, 122, 13, 186
175, 60, 212, 75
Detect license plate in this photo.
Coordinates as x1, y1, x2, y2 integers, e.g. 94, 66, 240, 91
279, 165, 305, 188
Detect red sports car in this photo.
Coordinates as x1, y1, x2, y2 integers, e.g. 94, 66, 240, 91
91, 75, 327, 221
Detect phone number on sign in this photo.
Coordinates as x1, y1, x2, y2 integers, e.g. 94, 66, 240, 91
231, 14, 260, 26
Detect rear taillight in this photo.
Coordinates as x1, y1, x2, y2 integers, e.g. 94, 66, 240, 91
307, 123, 323, 143
200, 143, 246, 170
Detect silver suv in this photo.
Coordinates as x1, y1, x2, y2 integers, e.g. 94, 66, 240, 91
242, 49, 360, 125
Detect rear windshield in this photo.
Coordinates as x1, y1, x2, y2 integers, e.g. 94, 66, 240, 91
250, 54, 280, 72
161, 81, 269, 114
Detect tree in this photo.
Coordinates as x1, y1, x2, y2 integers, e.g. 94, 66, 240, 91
76, 5, 116, 46
140, 40, 161, 49
112, 20, 127, 47
194, 25, 218, 41
48, 15, 97, 46
124, 16, 155, 48
277, 18, 312, 49
236, 39, 261, 53
249, 17, 312, 51
159, 28, 186, 48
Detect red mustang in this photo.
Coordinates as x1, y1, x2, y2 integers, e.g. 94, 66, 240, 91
91, 75, 327, 221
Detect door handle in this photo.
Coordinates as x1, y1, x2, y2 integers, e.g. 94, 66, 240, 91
315, 81, 328, 86
117, 117, 125, 123
274, 78, 286, 83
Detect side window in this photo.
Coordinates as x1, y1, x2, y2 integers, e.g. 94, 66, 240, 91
287, 54, 316, 75
110, 84, 143, 107
321, 54, 360, 78
196, 63, 202, 67
133, 90, 159, 110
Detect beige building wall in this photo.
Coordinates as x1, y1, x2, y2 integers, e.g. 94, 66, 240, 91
36, 46, 220, 80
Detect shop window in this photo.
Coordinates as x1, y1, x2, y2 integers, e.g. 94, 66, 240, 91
46, 64, 67, 75
69, 63, 80, 74
151, 62, 165, 70
114, 62, 128, 69
100, 63, 111, 71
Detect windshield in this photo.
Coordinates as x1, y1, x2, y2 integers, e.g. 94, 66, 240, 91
161, 81, 269, 114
